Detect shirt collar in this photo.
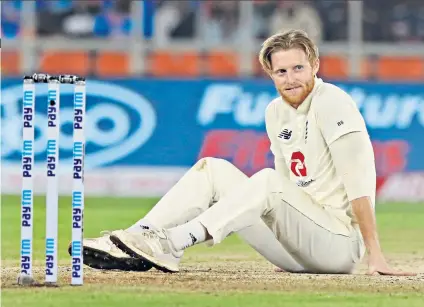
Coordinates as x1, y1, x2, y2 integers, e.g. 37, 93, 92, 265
295, 77, 323, 114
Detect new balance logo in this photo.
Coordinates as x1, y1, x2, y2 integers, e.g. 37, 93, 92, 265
189, 233, 197, 245
278, 129, 292, 140
337, 120, 344, 126
140, 225, 150, 230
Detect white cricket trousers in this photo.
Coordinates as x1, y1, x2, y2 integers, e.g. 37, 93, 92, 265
143, 158, 364, 273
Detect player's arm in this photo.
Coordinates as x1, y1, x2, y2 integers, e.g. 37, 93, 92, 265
330, 133, 414, 276
265, 103, 290, 178
316, 87, 415, 276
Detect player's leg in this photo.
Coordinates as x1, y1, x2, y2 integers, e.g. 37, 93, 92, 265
108, 168, 302, 272
128, 157, 247, 230
131, 157, 304, 272
130, 157, 302, 268
112, 158, 304, 272
76, 157, 234, 271
111, 168, 362, 273
236, 219, 305, 272
81, 157, 301, 272
196, 168, 364, 274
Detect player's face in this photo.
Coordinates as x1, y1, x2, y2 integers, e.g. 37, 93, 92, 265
270, 48, 319, 109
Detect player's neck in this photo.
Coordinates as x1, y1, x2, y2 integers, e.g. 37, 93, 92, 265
288, 102, 302, 109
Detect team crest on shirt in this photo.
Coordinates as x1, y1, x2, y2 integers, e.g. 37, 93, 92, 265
290, 151, 307, 176
290, 151, 314, 187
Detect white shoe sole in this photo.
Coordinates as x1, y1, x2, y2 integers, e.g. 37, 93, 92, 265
109, 233, 179, 273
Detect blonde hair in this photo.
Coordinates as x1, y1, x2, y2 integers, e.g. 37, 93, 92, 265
259, 29, 319, 75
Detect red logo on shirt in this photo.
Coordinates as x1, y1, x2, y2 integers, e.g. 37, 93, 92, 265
290, 151, 307, 177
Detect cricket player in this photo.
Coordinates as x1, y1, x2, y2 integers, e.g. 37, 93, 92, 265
72, 29, 415, 276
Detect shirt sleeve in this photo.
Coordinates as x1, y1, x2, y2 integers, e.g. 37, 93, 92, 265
329, 131, 376, 205
265, 103, 290, 178
315, 85, 367, 145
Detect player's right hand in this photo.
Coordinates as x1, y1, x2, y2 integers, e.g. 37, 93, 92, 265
367, 254, 416, 276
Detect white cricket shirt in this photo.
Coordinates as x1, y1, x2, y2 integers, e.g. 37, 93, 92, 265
265, 77, 375, 234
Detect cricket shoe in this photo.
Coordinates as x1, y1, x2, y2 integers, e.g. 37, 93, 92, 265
110, 229, 183, 273
68, 231, 153, 271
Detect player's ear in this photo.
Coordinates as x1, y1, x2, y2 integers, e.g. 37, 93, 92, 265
313, 59, 320, 76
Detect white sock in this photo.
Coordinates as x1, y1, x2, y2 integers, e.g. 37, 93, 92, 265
126, 219, 157, 233
167, 221, 207, 251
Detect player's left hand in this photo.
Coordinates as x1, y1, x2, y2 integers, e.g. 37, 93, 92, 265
367, 255, 416, 276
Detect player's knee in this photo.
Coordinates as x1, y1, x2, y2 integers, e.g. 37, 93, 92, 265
194, 157, 215, 171
195, 157, 223, 167
252, 168, 279, 181
251, 168, 283, 191
195, 157, 239, 173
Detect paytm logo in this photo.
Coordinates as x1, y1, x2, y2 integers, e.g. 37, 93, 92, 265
71, 240, 82, 279
72, 191, 83, 229
21, 238, 32, 274
22, 140, 33, 178
73, 90, 84, 130
47, 91, 58, 128
21, 189, 32, 227
1, 81, 156, 168
45, 238, 55, 276
23, 90, 35, 128
73, 142, 84, 180
46, 140, 57, 177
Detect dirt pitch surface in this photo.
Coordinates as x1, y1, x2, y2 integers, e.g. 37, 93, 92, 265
2, 254, 424, 293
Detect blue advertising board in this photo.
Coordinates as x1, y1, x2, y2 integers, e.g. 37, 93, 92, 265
2, 78, 423, 178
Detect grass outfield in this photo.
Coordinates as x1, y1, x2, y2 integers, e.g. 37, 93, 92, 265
1, 195, 424, 307
3, 288, 424, 307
